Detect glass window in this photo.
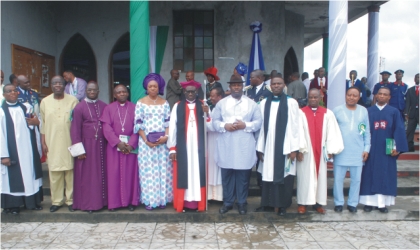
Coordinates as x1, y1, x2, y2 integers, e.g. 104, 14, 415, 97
173, 10, 214, 72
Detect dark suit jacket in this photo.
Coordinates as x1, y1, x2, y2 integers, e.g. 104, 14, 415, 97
405, 85, 419, 118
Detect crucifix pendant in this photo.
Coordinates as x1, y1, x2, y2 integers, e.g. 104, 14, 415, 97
122, 128, 125, 132
189, 118, 195, 127
95, 135, 98, 140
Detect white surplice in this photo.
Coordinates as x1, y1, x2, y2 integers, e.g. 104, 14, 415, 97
256, 97, 303, 181
206, 109, 223, 201
0, 103, 42, 196
167, 102, 202, 202
296, 109, 344, 205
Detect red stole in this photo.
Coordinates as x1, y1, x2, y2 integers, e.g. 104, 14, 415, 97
172, 103, 206, 213
302, 106, 326, 177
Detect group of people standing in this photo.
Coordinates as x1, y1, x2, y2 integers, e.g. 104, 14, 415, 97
0, 64, 416, 217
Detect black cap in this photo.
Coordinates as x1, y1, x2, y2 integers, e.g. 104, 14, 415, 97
394, 69, 404, 74
380, 71, 392, 75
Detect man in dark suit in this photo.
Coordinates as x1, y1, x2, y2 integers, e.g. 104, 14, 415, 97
405, 73, 419, 152
244, 69, 272, 103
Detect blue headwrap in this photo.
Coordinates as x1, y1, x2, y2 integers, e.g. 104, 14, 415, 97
143, 73, 165, 95
235, 63, 248, 76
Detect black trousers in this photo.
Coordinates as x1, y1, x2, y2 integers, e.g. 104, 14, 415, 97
221, 168, 252, 206
406, 112, 419, 151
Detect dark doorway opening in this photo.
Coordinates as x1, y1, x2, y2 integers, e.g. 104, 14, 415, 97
109, 32, 130, 102
283, 47, 299, 83
60, 33, 97, 82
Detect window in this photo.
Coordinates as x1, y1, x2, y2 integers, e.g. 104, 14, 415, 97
173, 10, 214, 72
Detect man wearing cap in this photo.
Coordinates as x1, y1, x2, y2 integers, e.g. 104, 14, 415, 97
204, 66, 224, 108
167, 80, 207, 213
166, 69, 183, 110
234, 62, 248, 91
212, 74, 262, 215
389, 69, 408, 120
405, 73, 419, 152
372, 71, 392, 105
309, 67, 328, 107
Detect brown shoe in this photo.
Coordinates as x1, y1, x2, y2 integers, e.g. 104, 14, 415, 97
297, 206, 306, 214
314, 206, 326, 214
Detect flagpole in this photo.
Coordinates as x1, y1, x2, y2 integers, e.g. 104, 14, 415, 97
203, 80, 208, 212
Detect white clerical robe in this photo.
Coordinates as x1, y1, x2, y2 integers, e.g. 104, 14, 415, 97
296, 108, 344, 205
168, 102, 201, 202
256, 98, 303, 181
0, 103, 42, 196
206, 109, 223, 201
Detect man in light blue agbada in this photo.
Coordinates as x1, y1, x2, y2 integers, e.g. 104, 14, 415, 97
333, 87, 371, 213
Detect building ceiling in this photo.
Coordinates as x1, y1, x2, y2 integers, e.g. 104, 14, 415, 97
285, 1, 388, 47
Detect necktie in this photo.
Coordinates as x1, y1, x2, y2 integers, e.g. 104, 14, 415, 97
351, 80, 354, 87
320, 79, 324, 98
416, 86, 419, 96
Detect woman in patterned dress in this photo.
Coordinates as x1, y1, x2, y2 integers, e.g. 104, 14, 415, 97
134, 73, 173, 210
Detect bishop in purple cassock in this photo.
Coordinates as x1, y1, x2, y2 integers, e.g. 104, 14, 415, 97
70, 82, 108, 213
100, 85, 139, 211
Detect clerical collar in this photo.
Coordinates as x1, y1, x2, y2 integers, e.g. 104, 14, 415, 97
272, 96, 280, 102
85, 97, 98, 103
6, 101, 18, 106
186, 99, 196, 104
119, 102, 126, 106
311, 107, 318, 112
376, 103, 387, 110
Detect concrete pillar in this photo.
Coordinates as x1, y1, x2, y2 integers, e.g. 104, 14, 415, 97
367, 5, 380, 92
327, 0, 348, 110
322, 33, 329, 71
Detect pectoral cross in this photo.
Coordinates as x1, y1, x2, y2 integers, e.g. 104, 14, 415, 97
189, 111, 195, 127
189, 116, 195, 127
95, 134, 98, 140
122, 128, 125, 132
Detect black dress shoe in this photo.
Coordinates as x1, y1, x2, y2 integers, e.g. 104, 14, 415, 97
109, 209, 116, 212
2, 208, 11, 214
347, 206, 357, 213
278, 207, 286, 216
32, 205, 43, 211
50, 205, 62, 213
238, 204, 247, 215
128, 205, 135, 211
68, 205, 75, 212
378, 207, 388, 213
363, 205, 373, 212
334, 206, 343, 212
11, 208, 20, 215
87, 210, 93, 214
219, 205, 233, 214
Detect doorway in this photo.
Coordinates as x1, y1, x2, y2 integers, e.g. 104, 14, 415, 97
60, 33, 97, 82
109, 32, 130, 102
283, 47, 299, 83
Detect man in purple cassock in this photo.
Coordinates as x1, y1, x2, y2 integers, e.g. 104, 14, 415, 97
70, 82, 107, 213
100, 84, 139, 211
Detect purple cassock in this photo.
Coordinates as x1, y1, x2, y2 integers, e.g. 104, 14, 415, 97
99, 101, 140, 209
70, 99, 108, 211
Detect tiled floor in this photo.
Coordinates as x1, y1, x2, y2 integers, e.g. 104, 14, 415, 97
1, 221, 419, 249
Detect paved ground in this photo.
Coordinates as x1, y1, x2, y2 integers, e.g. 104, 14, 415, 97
1, 221, 419, 249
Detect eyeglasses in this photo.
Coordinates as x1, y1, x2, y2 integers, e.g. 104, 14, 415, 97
4, 90, 19, 94
51, 82, 64, 86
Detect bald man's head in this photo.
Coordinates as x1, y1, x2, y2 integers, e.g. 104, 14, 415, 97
17, 75, 31, 91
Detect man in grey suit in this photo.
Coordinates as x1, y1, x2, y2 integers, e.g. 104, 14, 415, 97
165, 69, 182, 110
63, 70, 87, 101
